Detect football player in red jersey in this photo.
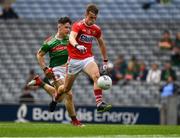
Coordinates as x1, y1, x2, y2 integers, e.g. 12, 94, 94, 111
57, 4, 112, 112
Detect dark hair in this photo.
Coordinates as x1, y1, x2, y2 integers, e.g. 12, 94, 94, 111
29, 69, 35, 74
163, 30, 170, 34
58, 16, 72, 25
169, 75, 175, 81
86, 4, 99, 15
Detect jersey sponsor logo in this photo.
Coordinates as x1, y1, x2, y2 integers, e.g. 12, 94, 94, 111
50, 45, 67, 52
79, 34, 93, 43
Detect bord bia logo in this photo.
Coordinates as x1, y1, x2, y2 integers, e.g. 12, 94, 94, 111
15, 104, 29, 122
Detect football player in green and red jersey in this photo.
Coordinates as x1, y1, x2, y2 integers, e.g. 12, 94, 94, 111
28, 17, 83, 126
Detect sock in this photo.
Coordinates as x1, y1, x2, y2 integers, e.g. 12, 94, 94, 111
94, 89, 103, 107
71, 116, 77, 121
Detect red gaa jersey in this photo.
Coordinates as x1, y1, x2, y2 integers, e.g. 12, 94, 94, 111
68, 19, 102, 59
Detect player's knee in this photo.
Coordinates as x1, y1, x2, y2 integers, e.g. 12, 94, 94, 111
91, 72, 100, 82
66, 92, 73, 101
63, 86, 71, 93
58, 85, 64, 93
58, 85, 69, 94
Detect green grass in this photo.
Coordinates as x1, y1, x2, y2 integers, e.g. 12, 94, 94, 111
0, 122, 180, 137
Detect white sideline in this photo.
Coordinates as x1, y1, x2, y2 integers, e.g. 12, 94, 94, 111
1, 135, 180, 138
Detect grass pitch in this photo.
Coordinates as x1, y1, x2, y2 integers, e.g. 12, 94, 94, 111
0, 122, 180, 137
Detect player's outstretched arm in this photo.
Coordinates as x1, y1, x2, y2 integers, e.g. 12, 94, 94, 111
97, 36, 108, 62
97, 36, 109, 71
36, 50, 54, 79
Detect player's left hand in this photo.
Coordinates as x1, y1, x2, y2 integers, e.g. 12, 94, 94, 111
102, 60, 109, 74
102, 64, 108, 71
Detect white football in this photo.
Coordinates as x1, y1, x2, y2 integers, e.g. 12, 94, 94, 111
97, 75, 112, 90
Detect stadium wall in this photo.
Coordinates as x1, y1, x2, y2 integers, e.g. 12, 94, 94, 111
0, 104, 160, 124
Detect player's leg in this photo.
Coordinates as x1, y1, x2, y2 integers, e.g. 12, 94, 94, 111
43, 83, 56, 97
28, 76, 82, 126
48, 66, 83, 126
27, 75, 57, 97
57, 58, 81, 95
52, 68, 76, 119
83, 61, 112, 112
59, 73, 77, 92
64, 91, 75, 116
56, 73, 76, 102
54, 78, 84, 126
48, 66, 69, 105
48, 77, 75, 113
48, 67, 71, 112
63, 91, 84, 126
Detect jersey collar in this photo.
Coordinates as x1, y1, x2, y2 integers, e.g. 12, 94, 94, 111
55, 34, 63, 40
82, 19, 93, 27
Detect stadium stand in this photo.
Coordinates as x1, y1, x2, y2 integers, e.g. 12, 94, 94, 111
12, 0, 180, 21
0, 0, 180, 106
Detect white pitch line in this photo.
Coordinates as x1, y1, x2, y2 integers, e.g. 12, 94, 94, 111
0, 135, 180, 138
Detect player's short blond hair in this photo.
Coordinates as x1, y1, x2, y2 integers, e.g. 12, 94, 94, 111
86, 4, 99, 15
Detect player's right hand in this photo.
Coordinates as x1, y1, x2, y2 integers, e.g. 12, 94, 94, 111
75, 45, 87, 54
43, 67, 55, 79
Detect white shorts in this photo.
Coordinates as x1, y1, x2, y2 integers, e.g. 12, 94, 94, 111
48, 66, 66, 84
67, 56, 94, 75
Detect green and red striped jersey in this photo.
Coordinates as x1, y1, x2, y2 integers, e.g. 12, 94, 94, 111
40, 35, 69, 67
